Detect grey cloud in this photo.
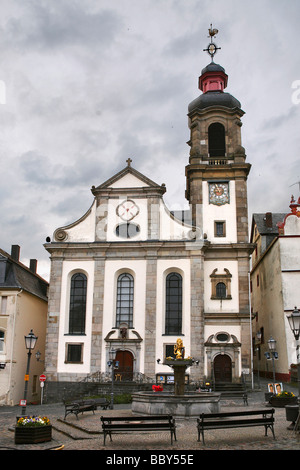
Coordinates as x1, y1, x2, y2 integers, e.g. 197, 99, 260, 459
4, 1, 123, 52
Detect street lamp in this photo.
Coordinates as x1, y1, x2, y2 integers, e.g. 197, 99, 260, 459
287, 307, 300, 341
256, 330, 262, 389
287, 307, 300, 428
22, 330, 38, 416
268, 336, 277, 385
108, 348, 117, 410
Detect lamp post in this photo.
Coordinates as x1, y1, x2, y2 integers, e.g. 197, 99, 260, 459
108, 348, 117, 410
22, 330, 38, 416
287, 307, 300, 419
256, 330, 262, 389
268, 336, 277, 385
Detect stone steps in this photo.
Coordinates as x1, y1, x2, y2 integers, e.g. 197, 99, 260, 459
53, 418, 101, 440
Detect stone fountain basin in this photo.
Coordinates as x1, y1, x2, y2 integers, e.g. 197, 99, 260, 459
131, 391, 221, 418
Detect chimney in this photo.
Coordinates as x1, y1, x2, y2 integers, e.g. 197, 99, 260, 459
265, 212, 272, 228
11, 245, 20, 261
29, 259, 37, 274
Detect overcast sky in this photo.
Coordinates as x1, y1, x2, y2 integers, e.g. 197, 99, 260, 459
0, 0, 299, 280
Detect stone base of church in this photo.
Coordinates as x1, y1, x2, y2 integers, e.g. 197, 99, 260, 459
131, 391, 220, 418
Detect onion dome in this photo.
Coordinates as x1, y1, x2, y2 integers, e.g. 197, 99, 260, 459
188, 61, 241, 113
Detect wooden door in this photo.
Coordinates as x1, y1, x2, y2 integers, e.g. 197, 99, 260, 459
214, 354, 232, 382
115, 350, 133, 381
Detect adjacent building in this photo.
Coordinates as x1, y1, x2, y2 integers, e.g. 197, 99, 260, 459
250, 196, 300, 382
0, 245, 48, 405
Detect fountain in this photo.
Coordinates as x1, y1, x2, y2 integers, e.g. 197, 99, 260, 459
131, 339, 221, 418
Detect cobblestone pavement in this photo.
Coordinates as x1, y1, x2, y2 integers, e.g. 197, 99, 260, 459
1, 382, 299, 454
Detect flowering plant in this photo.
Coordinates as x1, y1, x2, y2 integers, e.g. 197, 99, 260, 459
276, 391, 295, 398
16, 416, 50, 427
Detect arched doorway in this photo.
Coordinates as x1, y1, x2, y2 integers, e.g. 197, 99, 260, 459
115, 350, 134, 381
214, 354, 232, 382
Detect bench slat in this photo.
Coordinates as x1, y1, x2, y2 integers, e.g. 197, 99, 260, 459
200, 409, 273, 419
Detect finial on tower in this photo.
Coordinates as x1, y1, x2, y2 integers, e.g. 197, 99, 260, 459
203, 24, 221, 61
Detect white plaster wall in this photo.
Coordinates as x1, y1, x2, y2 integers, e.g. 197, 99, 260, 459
101, 259, 147, 373
57, 260, 95, 374
160, 201, 193, 240
202, 181, 237, 243
284, 215, 300, 235
204, 260, 239, 313
62, 201, 96, 242
155, 259, 191, 375
109, 173, 150, 188
279, 237, 300, 368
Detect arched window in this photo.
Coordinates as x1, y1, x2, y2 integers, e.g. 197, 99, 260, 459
116, 273, 134, 328
165, 272, 182, 335
0, 330, 4, 352
208, 122, 226, 157
216, 282, 226, 299
69, 273, 87, 334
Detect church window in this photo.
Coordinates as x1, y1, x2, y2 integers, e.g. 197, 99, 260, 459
208, 122, 226, 157
216, 282, 226, 299
68, 273, 87, 334
115, 223, 140, 238
165, 273, 182, 335
214, 221, 226, 237
210, 268, 232, 300
216, 332, 229, 342
116, 273, 134, 328
66, 343, 83, 363
0, 330, 4, 352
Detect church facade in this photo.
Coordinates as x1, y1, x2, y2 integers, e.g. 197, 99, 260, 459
44, 43, 254, 391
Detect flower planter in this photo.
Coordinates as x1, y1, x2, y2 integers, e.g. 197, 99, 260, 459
269, 396, 298, 408
14, 425, 52, 444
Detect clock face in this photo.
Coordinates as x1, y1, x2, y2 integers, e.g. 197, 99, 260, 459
209, 182, 229, 205
116, 199, 139, 221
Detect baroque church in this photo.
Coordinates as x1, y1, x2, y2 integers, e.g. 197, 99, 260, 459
44, 29, 254, 397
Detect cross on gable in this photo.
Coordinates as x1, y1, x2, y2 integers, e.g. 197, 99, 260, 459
126, 158, 132, 166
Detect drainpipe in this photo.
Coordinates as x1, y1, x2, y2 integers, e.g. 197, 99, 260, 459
248, 272, 254, 390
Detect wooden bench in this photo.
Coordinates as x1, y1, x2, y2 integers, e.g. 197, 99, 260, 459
220, 391, 248, 405
197, 409, 275, 445
100, 415, 177, 446
64, 399, 97, 420
94, 398, 110, 410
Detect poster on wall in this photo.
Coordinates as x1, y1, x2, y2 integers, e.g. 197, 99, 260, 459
268, 383, 283, 394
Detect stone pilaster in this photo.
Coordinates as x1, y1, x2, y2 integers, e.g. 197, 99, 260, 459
144, 253, 157, 379
90, 257, 105, 372
189, 253, 205, 381
45, 257, 63, 381
235, 178, 249, 243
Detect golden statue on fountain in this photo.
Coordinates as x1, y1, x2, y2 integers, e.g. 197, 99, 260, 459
174, 338, 185, 359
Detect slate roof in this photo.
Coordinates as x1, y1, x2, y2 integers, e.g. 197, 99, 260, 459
0, 248, 48, 301
251, 213, 286, 236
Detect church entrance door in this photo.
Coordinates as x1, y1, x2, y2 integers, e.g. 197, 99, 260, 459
214, 354, 232, 382
115, 350, 134, 381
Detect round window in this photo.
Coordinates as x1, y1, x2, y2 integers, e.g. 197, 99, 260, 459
115, 223, 140, 239
216, 333, 229, 342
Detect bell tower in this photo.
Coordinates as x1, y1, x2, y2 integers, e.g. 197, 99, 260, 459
185, 26, 254, 378
185, 26, 251, 244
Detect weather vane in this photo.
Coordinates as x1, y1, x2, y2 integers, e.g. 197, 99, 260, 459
203, 24, 221, 61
